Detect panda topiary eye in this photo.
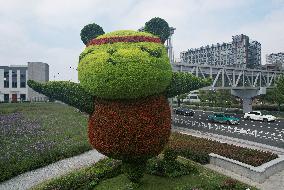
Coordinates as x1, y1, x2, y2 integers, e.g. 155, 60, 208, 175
107, 48, 117, 55
140, 46, 162, 58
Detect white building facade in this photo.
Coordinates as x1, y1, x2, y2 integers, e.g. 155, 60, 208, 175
0, 62, 49, 102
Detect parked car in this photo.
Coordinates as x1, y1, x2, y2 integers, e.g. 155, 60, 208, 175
174, 108, 194, 116
244, 111, 276, 122
208, 113, 240, 125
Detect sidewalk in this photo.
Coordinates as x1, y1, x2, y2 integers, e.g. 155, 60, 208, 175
0, 150, 104, 190
173, 127, 284, 190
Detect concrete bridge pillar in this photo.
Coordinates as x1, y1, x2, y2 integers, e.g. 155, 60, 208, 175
231, 87, 266, 113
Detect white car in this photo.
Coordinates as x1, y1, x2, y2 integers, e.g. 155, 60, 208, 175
244, 111, 276, 122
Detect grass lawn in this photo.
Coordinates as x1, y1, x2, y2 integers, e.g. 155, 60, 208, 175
0, 102, 91, 182
32, 158, 258, 190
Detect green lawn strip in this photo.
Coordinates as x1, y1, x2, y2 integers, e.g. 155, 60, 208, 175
0, 102, 91, 182
168, 132, 278, 166
32, 157, 258, 190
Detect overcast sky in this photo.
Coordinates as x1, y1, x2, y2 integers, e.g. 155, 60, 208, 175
0, 0, 283, 82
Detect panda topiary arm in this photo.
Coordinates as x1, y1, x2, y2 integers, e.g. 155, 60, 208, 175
27, 80, 94, 115
165, 72, 211, 98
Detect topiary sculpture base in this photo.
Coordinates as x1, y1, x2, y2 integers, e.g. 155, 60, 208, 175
88, 95, 171, 161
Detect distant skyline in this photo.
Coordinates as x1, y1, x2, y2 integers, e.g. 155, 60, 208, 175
0, 0, 283, 82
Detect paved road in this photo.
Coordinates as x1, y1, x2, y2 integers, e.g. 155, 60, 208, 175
172, 110, 284, 149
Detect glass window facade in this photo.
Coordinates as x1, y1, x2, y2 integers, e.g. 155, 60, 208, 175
4, 94, 9, 102
20, 69, 26, 88
4, 70, 9, 88
12, 70, 17, 88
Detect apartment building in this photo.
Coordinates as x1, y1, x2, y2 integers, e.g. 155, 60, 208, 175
180, 34, 261, 69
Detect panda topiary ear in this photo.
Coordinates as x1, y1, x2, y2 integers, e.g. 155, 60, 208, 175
143, 17, 170, 44
80, 23, 105, 45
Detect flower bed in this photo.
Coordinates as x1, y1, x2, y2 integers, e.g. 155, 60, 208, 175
167, 132, 278, 166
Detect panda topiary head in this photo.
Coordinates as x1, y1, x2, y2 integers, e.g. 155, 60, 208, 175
78, 24, 172, 100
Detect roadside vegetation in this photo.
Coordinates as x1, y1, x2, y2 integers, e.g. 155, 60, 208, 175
168, 132, 278, 167
0, 102, 91, 182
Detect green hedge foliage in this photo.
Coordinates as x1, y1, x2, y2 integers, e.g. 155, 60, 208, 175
32, 158, 122, 190
96, 30, 155, 39
27, 80, 94, 114
165, 72, 211, 98
80, 23, 105, 45
78, 30, 172, 100
144, 17, 171, 43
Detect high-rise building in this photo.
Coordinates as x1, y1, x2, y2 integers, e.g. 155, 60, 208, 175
180, 34, 261, 68
266, 52, 284, 70
0, 62, 49, 102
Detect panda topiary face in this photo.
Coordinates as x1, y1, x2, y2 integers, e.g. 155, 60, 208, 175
78, 30, 172, 100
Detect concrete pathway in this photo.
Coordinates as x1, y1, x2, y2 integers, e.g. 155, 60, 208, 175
0, 150, 104, 190
173, 127, 284, 190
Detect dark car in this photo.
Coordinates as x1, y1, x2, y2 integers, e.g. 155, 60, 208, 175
174, 108, 194, 116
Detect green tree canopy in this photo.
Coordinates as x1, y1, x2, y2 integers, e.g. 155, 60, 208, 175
144, 17, 170, 44
80, 23, 105, 45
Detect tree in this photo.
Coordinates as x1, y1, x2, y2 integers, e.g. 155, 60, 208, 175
272, 75, 284, 110
80, 23, 105, 45
144, 17, 170, 44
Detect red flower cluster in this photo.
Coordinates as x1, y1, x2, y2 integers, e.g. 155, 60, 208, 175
88, 95, 171, 160
87, 36, 161, 46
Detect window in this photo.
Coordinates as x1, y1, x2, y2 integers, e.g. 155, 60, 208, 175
4, 81, 9, 88
20, 82, 26, 88
4, 70, 9, 88
12, 81, 17, 88
12, 70, 17, 88
4, 94, 9, 102
20, 94, 26, 101
12, 70, 17, 77
4, 71, 9, 78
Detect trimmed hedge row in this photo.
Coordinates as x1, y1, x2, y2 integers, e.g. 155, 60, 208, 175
27, 80, 94, 114
165, 72, 211, 98
32, 158, 122, 190
167, 132, 278, 166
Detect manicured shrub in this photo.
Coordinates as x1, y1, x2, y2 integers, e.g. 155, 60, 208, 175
88, 95, 171, 160
144, 17, 171, 43
32, 158, 122, 190
80, 23, 105, 45
122, 160, 147, 183
28, 80, 94, 114
146, 156, 196, 178
168, 132, 278, 166
78, 30, 172, 100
